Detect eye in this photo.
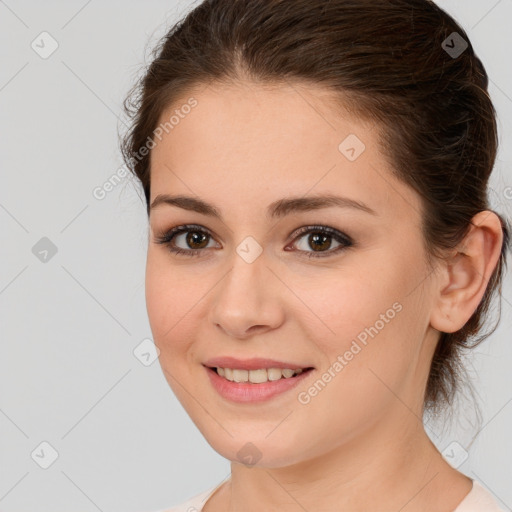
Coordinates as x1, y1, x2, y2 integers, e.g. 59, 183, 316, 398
153, 224, 353, 259
288, 225, 353, 258
153, 224, 218, 258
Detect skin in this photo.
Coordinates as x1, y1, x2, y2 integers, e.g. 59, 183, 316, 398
145, 80, 503, 512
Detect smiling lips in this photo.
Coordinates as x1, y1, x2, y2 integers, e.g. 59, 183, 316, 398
203, 356, 313, 383
203, 356, 315, 402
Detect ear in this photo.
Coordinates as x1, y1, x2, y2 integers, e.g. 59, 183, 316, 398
430, 210, 504, 334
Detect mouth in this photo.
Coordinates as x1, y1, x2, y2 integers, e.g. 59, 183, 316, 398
203, 362, 316, 403
207, 365, 315, 384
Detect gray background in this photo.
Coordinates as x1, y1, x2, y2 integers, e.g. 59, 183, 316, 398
0, 1, 511, 511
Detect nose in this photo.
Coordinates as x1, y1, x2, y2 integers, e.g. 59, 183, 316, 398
208, 250, 285, 339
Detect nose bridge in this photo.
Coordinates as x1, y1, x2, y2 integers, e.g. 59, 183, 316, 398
222, 236, 269, 299
209, 237, 283, 336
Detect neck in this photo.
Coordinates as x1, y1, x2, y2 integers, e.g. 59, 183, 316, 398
216, 409, 471, 512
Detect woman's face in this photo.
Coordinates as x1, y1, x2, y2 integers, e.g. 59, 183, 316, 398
146, 81, 440, 468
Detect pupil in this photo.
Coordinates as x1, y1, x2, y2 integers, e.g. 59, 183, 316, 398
310, 233, 330, 251
187, 232, 208, 249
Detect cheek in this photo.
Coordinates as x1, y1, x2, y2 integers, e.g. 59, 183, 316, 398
145, 259, 172, 340
144, 253, 209, 372
145, 260, 196, 403
145, 255, 188, 350
291, 295, 417, 454
302, 256, 420, 387
297, 263, 402, 342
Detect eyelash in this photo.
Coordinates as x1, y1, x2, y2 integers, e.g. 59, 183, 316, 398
153, 224, 354, 259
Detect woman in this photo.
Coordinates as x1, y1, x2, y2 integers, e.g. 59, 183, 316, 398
120, 0, 510, 510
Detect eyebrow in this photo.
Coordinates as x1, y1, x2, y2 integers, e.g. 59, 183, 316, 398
149, 193, 377, 220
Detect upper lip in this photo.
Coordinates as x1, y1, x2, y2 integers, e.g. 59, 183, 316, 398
203, 356, 314, 371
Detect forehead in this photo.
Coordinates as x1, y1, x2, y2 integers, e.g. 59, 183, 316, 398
149, 81, 421, 222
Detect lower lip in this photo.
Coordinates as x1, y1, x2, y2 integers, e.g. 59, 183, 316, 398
205, 366, 314, 403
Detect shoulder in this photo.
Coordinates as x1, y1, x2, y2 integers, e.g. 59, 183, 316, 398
151, 484, 220, 512
453, 479, 507, 512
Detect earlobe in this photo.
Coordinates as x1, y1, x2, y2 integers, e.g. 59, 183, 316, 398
430, 210, 503, 334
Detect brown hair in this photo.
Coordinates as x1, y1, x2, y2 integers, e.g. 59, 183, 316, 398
120, 0, 511, 418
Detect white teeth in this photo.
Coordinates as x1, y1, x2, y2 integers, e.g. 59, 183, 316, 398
215, 367, 306, 383
248, 369, 268, 383
267, 368, 284, 381
232, 369, 249, 382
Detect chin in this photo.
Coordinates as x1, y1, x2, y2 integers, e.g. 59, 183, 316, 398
200, 431, 308, 469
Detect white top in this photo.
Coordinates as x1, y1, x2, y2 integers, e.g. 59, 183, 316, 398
156, 478, 506, 512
